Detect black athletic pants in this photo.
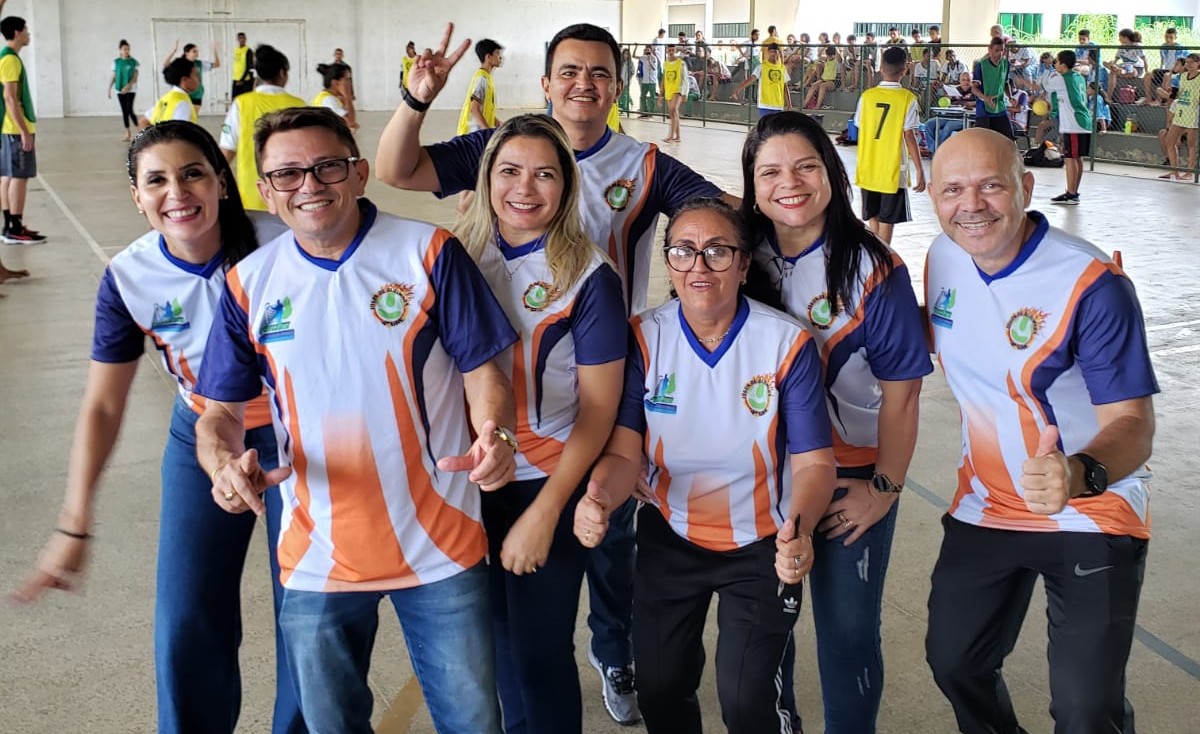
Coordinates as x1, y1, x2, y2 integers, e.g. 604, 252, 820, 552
633, 505, 797, 734
232, 79, 254, 98
117, 92, 137, 129
925, 515, 1147, 734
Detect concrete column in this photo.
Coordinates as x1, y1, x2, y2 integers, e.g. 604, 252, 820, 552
27, 0, 65, 118
704, 0, 714, 39
622, 0, 665, 45
749, 0, 798, 36
942, 0, 1002, 45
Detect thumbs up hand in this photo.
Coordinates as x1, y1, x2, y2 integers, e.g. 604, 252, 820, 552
574, 480, 611, 548
1019, 425, 1072, 515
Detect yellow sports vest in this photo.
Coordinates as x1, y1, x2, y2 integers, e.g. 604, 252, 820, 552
402, 56, 416, 89
232, 46, 251, 81
234, 89, 306, 211
457, 68, 496, 135
662, 59, 684, 98
310, 89, 346, 115
855, 85, 917, 193
758, 60, 788, 109
607, 103, 620, 132
150, 89, 198, 124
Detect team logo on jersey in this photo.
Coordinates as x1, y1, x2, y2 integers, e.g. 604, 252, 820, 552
806, 294, 836, 329
371, 283, 414, 326
604, 179, 636, 211
522, 281, 558, 312
767, 68, 784, 83
1006, 307, 1048, 349
741, 374, 776, 416
931, 288, 956, 329
645, 372, 678, 414
151, 298, 190, 333
258, 297, 295, 343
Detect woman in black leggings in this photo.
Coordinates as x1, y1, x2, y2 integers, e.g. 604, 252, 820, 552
108, 39, 140, 140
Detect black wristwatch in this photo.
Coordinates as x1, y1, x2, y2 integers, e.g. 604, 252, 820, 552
1071, 452, 1109, 497
871, 472, 904, 494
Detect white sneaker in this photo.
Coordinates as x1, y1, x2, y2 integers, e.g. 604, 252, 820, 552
587, 644, 641, 725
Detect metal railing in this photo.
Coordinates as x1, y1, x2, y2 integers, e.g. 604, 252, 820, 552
617, 41, 1199, 182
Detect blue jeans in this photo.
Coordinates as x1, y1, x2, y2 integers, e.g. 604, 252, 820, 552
277, 563, 502, 734
484, 479, 588, 734
923, 117, 965, 155
780, 467, 900, 734
156, 398, 304, 734
586, 497, 636, 667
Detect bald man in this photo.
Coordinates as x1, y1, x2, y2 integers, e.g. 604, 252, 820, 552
923, 129, 1158, 734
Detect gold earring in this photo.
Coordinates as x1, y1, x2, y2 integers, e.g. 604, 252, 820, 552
137, 209, 145, 215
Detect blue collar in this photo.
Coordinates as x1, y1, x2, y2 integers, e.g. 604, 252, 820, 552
575, 128, 612, 162
975, 211, 1049, 284
495, 228, 548, 261
158, 235, 223, 278
766, 228, 825, 264
293, 199, 378, 272
679, 296, 751, 368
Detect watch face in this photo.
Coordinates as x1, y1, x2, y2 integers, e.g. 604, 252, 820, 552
872, 474, 899, 493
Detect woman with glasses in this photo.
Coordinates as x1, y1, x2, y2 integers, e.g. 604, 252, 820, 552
453, 114, 627, 734
12, 121, 304, 734
741, 111, 931, 734
573, 197, 835, 734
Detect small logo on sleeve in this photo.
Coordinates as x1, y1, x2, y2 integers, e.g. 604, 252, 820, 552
258, 297, 295, 343
151, 298, 190, 332
741, 374, 777, 417
1006, 307, 1048, 349
645, 372, 678, 414
371, 283, 414, 326
931, 287, 956, 328
604, 179, 636, 211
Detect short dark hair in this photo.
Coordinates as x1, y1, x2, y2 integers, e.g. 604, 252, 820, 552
254, 106, 360, 176
545, 23, 620, 78
316, 62, 351, 89
881, 45, 907, 74
666, 198, 750, 255
929, 25, 940, 32
988, 37, 1005, 48
1167, 27, 1178, 35
183, 43, 197, 55
1078, 29, 1091, 37
255, 44, 290, 83
476, 38, 502, 62
888, 27, 898, 33
163, 57, 197, 87
0, 16, 25, 40
766, 43, 780, 52
237, 32, 246, 39
1057, 50, 1077, 69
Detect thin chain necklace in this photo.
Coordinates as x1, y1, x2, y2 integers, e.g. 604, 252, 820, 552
496, 224, 548, 281
696, 328, 730, 344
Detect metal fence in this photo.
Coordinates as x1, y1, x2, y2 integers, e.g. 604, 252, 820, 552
618, 41, 1199, 182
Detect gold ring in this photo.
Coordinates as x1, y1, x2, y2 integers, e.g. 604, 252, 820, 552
843, 518, 853, 527
836, 511, 847, 523
223, 490, 236, 501
793, 555, 804, 569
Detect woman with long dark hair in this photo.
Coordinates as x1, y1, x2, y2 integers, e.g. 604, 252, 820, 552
741, 111, 931, 734
13, 121, 304, 734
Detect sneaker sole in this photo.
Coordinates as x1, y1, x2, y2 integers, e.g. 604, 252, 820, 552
586, 646, 641, 726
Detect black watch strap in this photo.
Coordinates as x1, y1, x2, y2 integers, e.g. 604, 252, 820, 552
401, 86, 431, 113
1071, 452, 1109, 496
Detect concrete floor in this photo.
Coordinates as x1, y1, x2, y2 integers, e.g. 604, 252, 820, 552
1, 111, 1198, 733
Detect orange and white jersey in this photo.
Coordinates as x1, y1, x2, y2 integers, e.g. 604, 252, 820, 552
752, 234, 932, 467
617, 297, 832, 551
93, 214, 287, 429
475, 234, 627, 481
925, 212, 1159, 538
196, 201, 518, 591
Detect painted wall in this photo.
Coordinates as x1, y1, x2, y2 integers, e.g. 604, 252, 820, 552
668, 4, 707, 31
25, 0, 621, 118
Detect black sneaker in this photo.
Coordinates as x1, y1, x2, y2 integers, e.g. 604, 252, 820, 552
2, 227, 46, 244
1050, 192, 1079, 205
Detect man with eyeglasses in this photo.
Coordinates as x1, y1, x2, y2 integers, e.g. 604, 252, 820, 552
194, 106, 519, 734
219, 44, 304, 210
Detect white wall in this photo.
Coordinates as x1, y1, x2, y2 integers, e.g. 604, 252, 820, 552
668, 4, 706, 31
27, 0, 621, 118
712, 0, 750, 26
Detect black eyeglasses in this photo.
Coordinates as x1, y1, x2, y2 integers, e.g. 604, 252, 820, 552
663, 244, 743, 272
262, 157, 360, 192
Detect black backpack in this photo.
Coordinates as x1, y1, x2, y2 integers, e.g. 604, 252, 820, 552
1023, 141, 1064, 168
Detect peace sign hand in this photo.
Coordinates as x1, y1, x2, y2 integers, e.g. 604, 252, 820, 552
409, 22, 473, 106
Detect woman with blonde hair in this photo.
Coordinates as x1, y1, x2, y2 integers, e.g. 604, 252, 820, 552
455, 113, 628, 734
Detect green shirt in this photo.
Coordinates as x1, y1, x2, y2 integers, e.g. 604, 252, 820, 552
113, 57, 138, 91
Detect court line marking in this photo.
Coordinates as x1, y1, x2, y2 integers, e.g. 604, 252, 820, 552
1146, 319, 1200, 332
1151, 344, 1200, 358
37, 174, 108, 263
907, 478, 1199, 681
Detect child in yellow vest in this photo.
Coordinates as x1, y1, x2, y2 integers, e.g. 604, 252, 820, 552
803, 45, 840, 110
141, 57, 199, 127
312, 62, 358, 132
661, 44, 684, 142
217, 44, 304, 211
730, 43, 791, 117
457, 39, 503, 135
853, 45, 925, 244
400, 41, 417, 89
